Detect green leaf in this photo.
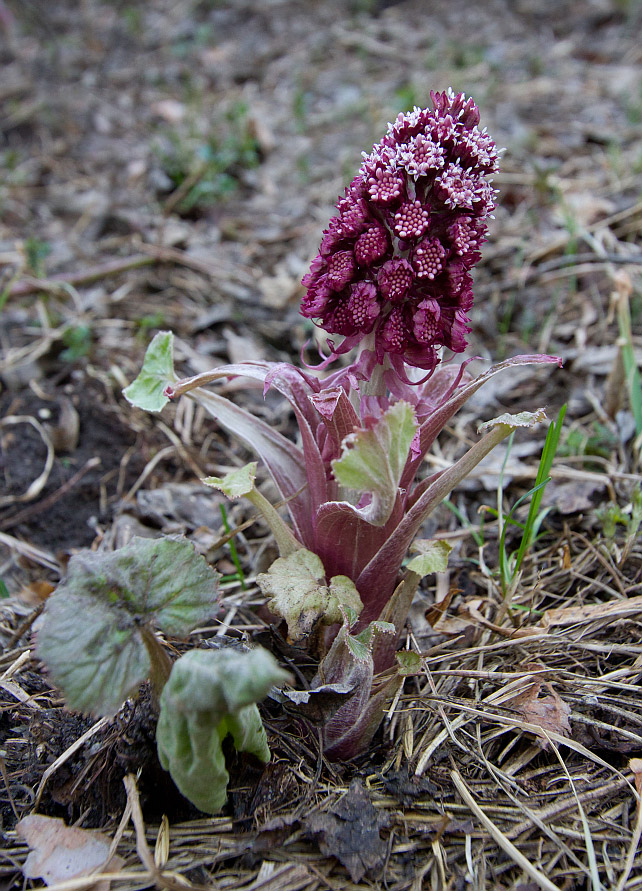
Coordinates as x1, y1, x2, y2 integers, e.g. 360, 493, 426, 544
123, 331, 177, 412
396, 650, 422, 676
37, 537, 220, 716
204, 461, 302, 558
477, 408, 546, 433
203, 463, 257, 498
407, 539, 453, 577
332, 401, 417, 526
156, 648, 291, 813
256, 549, 363, 642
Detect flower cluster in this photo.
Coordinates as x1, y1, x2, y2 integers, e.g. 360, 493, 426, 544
301, 90, 499, 370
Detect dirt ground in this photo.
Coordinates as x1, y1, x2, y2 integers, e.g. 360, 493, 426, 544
1, 1, 642, 888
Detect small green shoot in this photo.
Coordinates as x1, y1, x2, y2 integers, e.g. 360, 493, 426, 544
219, 503, 246, 589
135, 312, 167, 339
24, 237, 51, 277
512, 403, 567, 573
60, 324, 92, 362
485, 405, 566, 598
614, 276, 642, 437
0, 579, 9, 599
597, 483, 642, 564
443, 497, 485, 549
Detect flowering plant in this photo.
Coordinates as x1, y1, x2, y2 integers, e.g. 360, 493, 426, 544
125, 90, 560, 762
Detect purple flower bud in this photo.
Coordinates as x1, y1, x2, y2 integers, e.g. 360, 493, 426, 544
412, 299, 441, 344
355, 226, 389, 267
378, 258, 414, 303
412, 237, 447, 280
368, 167, 405, 205
326, 250, 355, 291
378, 306, 407, 354
348, 281, 380, 331
393, 200, 431, 240
301, 89, 498, 369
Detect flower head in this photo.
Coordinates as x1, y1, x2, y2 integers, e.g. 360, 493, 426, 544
301, 89, 498, 369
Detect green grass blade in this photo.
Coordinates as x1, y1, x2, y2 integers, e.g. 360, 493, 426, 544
513, 404, 566, 573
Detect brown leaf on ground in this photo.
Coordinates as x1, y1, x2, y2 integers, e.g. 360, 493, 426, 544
511, 681, 571, 745
16, 815, 124, 890
540, 595, 642, 629
305, 779, 388, 882
629, 758, 642, 797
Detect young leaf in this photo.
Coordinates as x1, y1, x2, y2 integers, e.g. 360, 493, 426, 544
123, 331, 177, 412
315, 617, 399, 760
203, 463, 302, 557
357, 409, 547, 623
37, 537, 220, 716
156, 647, 291, 814
477, 408, 547, 432
332, 401, 417, 526
256, 549, 363, 642
406, 539, 452, 577
205, 462, 258, 499
396, 650, 422, 676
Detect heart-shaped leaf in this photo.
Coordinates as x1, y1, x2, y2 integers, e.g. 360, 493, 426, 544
123, 331, 177, 412
37, 537, 220, 716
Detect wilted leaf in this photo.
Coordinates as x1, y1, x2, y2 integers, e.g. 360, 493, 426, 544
540, 594, 642, 629
256, 549, 363, 642
123, 331, 177, 412
37, 537, 220, 716
332, 401, 417, 526
17, 815, 124, 890
279, 682, 357, 724
306, 779, 388, 882
511, 680, 571, 744
156, 647, 291, 814
629, 758, 642, 796
383, 768, 438, 807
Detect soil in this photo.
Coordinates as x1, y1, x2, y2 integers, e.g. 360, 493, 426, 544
1, 1, 642, 889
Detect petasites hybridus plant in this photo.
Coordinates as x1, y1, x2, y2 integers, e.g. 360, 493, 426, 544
125, 90, 561, 761
37, 536, 290, 812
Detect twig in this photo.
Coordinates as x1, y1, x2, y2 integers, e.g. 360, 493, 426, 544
7, 255, 155, 298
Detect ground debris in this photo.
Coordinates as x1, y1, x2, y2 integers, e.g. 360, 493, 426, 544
16, 814, 124, 890
305, 779, 389, 882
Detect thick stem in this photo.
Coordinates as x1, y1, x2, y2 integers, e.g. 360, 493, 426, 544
141, 626, 173, 708
359, 348, 392, 400
246, 488, 303, 557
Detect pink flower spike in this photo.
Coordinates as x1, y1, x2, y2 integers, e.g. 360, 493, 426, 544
300, 89, 498, 369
